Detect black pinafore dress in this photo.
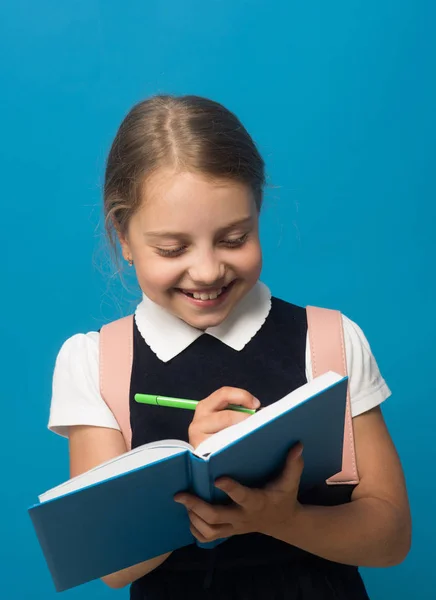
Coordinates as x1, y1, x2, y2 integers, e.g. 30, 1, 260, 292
128, 298, 370, 599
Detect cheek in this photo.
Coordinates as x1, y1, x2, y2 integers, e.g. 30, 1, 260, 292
135, 257, 182, 290
234, 241, 262, 276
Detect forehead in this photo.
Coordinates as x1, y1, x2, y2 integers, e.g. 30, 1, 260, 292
136, 170, 256, 230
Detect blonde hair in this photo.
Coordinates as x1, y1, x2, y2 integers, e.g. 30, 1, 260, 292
103, 95, 265, 253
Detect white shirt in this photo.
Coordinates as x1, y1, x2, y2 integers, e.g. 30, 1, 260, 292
48, 281, 391, 437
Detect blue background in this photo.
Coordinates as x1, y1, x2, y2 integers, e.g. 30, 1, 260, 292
1, 1, 435, 598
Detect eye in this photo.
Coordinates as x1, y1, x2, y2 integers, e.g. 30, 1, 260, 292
156, 246, 187, 258
221, 233, 249, 247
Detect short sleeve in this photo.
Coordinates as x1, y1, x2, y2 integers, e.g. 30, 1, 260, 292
48, 332, 121, 438
305, 314, 391, 418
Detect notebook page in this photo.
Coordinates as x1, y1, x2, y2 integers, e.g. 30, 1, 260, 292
39, 440, 192, 503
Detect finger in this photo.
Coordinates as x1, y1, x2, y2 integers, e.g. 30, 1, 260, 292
189, 522, 221, 544
214, 478, 265, 511
190, 522, 209, 544
195, 387, 260, 417
189, 512, 231, 542
192, 410, 249, 435
267, 443, 304, 492
174, 493, 234, 524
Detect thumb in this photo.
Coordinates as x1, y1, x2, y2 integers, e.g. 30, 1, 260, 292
268, 443, 304, 492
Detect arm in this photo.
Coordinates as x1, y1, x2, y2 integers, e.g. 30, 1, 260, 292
68, 425, 171, 589
269, 406, 411, 567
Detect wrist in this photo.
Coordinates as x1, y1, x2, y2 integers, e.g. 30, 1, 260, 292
259, 501, 304, 543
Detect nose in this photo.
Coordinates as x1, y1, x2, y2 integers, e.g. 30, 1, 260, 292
188, 250, 225, 286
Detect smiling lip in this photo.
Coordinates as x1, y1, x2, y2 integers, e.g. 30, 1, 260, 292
181, 287, 224, 294
176, 281, 236, 307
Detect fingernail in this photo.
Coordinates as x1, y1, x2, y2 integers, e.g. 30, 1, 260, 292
253, 398, 261, 409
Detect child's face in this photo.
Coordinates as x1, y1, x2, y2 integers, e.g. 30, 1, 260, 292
120, 169, 262, 330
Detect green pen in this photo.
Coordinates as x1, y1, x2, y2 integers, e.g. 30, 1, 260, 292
134, 394, 256, 415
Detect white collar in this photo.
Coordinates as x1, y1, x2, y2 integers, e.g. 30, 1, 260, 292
134, 281, 272, 362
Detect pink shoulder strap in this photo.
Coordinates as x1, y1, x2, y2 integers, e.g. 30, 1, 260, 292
99, 315, 134, 451
99, 308, 359, 483
306, 306, 359, 485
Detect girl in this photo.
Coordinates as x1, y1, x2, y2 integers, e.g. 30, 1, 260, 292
49, 95, 411, 599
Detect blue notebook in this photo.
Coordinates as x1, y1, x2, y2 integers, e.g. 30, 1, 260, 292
28, 371, 347, 592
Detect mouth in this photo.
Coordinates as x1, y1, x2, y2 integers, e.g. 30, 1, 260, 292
175, 281, 236, 306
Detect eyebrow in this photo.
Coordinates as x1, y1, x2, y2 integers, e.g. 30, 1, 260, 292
144, 217, 254, 239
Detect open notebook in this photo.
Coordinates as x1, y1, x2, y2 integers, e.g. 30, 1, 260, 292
29, 370, 348, 592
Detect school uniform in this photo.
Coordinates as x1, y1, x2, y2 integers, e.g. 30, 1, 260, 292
49, 281, 391, 599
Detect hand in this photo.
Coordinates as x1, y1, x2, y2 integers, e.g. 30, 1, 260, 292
174, 443, 304, 543
188, 387, 260, 449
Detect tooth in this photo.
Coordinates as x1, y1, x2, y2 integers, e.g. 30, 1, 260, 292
189, 288, 223, 300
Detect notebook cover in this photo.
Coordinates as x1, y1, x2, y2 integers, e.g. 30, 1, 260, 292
28, 451, 193, 592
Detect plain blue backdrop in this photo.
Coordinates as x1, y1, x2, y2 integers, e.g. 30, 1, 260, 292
1, 0, 435, 598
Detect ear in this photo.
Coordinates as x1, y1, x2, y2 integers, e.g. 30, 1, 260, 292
119, 236, 132, 263
112, 218, 132, 263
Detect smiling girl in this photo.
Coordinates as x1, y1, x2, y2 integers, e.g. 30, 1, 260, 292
48, 95, 410, 599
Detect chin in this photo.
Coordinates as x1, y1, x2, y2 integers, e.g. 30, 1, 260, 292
184, 302, 237, 328
183, 312, 227, 330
